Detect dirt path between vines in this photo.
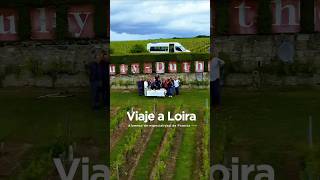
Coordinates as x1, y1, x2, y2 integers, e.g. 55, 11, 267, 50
149, 129, 170, 179
162, 128, 183, 180
121, 126, 154, 180
193, 113, 205, 179
111, 107, 141, 150
110, 119, 130, 150
125, 105, 165, 180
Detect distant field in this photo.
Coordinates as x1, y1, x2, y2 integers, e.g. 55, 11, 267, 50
110, 37, 210, 55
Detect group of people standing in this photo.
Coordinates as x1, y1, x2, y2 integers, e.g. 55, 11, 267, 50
137, 75, 181, 97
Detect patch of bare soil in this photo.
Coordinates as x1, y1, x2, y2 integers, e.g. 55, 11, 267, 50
0, 143, 32, 178
162, 128, 183, 180
111, 118, 130, 150
121, 127, 154, 180
149, 129, 169, 179
111, 106, 121, 117
193, 118, 205, 179
111, 108, 141, 150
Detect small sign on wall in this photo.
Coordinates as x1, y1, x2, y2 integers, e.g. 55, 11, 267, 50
229, 0, 258, 34
271, 0, 300, 33
0, 8, 18, 41
119, 64, 128, 75
168, 62, 177, 73
195, 61, 204, 73
181, 62, 191, 73
131, 63, 140, 74
109, 64, 116, 75
156, 62, 165, 74
30, 7, 56, 40
68, 5, 95, 38
144, 63, 152, 74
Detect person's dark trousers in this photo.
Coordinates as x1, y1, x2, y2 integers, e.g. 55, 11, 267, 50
137, 81, 144, 96
175, 87, 179, 95
211, 79, 221, 108
171, 87, 175, 96
90, 81, 100, 110
101, 82, 108, 108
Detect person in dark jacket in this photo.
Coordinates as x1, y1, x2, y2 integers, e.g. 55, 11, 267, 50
99, 50, 108, 109
137, 78, 144, 96
88, 49, 107, 110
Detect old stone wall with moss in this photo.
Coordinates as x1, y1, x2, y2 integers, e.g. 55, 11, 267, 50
0, 41, 107, 88
216, 34, 320, 87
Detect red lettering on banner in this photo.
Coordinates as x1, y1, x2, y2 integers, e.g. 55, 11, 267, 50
131, 63, 140, 74
120, 64, 128, 75
68, 5, 94, 38
0, 8, 18, 41
144, 63, 152, 74
316, 0, 320, 32
271, 0, 300, 33
30, 7, 56, 40
109, 64, 116, 75
230, 0, 257, 34
195, 61, 204, 73
168, 62, 177, 73
181, 62, 191, 73
156, 62, 165, 73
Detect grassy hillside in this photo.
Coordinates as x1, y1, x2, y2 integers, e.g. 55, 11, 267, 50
110, 37, 210, 55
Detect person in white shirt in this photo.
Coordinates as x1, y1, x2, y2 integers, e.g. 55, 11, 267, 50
174, 77, 180, 95
144, 79, 149, 96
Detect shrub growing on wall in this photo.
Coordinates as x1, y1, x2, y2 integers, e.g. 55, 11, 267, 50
130, 44, 147, 53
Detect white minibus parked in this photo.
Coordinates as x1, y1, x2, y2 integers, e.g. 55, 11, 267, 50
147, 42, 191, 53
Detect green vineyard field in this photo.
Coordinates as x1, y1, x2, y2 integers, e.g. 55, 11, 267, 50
110, 89, 210, 180
110, 37, 210, 55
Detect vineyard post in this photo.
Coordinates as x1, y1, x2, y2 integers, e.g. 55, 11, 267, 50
116, 163, 120, 180
0, 141, 4, 155
308, 115, 313, 148
307, 115, 313, 180
205, 98, 209, 124
153, 98, 156, 114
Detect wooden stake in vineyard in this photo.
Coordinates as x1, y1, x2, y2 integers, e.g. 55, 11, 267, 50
308, 115, 313, 148
307, 115, 313, 180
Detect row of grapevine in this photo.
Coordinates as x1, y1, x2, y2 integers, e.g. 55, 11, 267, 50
151, 105, 181, 179
200, 107, 210, 179
110, 105, 131, 134
153, 127, 177, 180
110, 126, 144, 180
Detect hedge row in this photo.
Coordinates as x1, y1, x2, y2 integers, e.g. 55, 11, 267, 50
110, 53, 209, 64
110, 53, 210, 74
216, 0, 315, 34
1, 0, 109, 40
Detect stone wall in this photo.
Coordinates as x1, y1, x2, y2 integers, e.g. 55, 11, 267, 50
215, 34, 320, 86
0, 40, 108, 88
1, 34, 320, 88
110, 73, 209, 89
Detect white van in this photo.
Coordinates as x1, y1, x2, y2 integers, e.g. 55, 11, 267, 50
147, 42, 191, 53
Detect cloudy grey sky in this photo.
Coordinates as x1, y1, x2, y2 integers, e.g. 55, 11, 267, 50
111, 0, 210, 41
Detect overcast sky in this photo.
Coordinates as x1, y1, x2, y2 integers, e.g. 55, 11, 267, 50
111, 0, 210, 41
